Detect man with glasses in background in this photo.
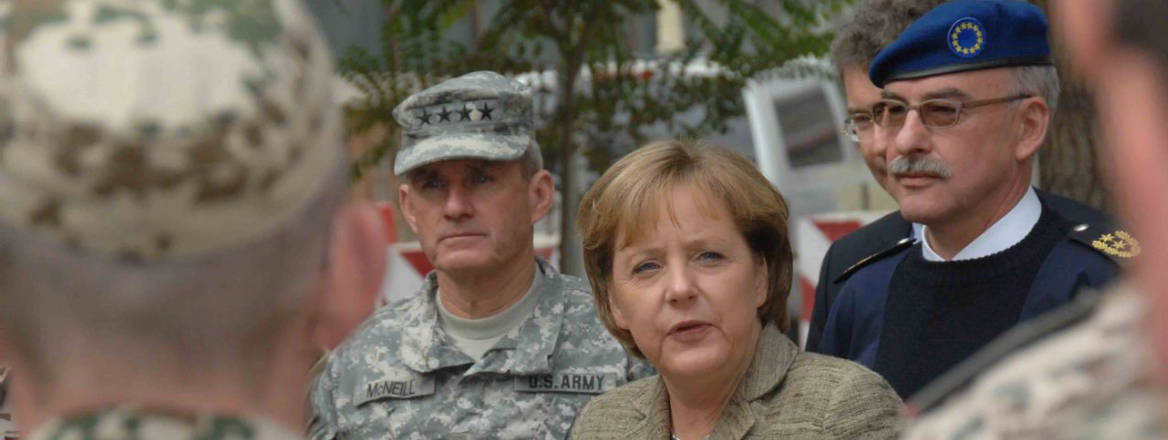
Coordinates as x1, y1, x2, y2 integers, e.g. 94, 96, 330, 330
817, 0, 1125, 400
805, 0, 946, 353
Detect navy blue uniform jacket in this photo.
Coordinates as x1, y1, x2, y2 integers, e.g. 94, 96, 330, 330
806, 190, 1122, 353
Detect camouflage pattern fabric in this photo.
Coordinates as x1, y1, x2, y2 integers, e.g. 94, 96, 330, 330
391, 71, 538, 176
901, 283, 1168, 440
311, 259, 654, 440
27, 408, 302, 440
0, 0, 343, 261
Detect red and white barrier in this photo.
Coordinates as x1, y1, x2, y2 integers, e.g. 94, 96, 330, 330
793, 210, 893, 348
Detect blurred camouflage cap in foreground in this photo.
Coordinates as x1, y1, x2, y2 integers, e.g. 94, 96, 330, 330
392, 71, 539, 176
0, 0, 343, 261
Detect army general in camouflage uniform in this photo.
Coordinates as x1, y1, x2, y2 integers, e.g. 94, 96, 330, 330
310, 72, 652, 440
0, 1, 388, 439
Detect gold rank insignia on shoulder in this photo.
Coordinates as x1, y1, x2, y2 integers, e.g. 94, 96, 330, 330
1092, 230, 1141, 259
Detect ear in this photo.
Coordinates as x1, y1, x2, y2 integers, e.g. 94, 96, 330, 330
609, 293, 630, 331
528, 169, 555, 224
398, 183, 420, 234
7, 368, 45, 432
753, 256, 769, 309
1013, 97, 1050, 162
0, 343, 46, 431
312, 202, 388, 349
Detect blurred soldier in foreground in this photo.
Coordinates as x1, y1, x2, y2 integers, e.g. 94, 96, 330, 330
310, 71, 651, 439
807, 0, 946, 352
817, 0, 1124, 399
901, 0, 1168, 437
0, 1, 387, 438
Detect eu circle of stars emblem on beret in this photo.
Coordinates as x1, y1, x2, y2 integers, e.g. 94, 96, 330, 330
948, 17, 985, 58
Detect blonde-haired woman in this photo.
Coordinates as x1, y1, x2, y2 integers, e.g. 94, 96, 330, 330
572, 140, 901, 440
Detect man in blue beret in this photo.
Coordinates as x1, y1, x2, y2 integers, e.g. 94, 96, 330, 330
807, 0, 1121, 354
901, 0, 1168, 437
817, 0, 1127, 400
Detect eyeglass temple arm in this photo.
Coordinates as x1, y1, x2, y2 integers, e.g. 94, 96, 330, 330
963, 93, 1035, 109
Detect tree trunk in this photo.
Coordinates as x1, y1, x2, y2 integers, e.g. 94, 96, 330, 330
1033, 0, 1111, 211
557, 63, 586, 276
1039, 79, 1109, 210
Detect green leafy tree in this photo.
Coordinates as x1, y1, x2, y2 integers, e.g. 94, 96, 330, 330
340, 0, 850, 274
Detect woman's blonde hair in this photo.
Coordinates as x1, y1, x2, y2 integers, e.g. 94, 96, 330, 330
577, 139, 793, 358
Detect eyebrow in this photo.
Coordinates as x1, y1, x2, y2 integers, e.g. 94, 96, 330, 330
922, 88, 971, 101
880, 87, 972, 101
464, 160, 501, 174
616, 234, 731, 257
612, 243, 660, 269
406, 168, 436, 183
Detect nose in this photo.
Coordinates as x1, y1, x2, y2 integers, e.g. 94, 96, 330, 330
891, 109, 932, 158
663, 265, 698, 306
442, 184, 474, 219
864, 131, 889, 164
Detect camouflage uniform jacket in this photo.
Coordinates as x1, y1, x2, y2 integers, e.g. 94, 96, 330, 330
311, 258, 653, 440
28, 408, 302, 440
902, 283, 1168, 439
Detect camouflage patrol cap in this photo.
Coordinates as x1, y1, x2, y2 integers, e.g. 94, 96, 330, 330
392, 71, 539, 176
0, 0, 344, 261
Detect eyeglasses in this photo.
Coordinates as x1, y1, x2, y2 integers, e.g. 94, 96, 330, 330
842, 111, 875, 142
871, 93, 1034, 128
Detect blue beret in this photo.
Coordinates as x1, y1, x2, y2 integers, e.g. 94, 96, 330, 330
869, 0, 1052, 87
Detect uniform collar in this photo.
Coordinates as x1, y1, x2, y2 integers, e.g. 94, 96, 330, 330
921, 186, 1041, 261
397, 272, 474, 373
28, 408, 302, 440
619, 324, 798, 440
398, 258, 565, 375
436, 267, 543, 361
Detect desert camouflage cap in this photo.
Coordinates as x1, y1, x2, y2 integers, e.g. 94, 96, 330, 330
392, 71, 539, 176
0, 0, 343, 261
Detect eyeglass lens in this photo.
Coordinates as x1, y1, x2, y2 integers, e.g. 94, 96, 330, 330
874, 100, 962, 127
846, 113, 874, 140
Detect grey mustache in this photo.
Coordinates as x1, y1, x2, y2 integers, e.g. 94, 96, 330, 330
888, 155, 952, 179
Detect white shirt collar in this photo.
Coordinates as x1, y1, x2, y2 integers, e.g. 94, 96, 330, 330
918, 186, 1041, 262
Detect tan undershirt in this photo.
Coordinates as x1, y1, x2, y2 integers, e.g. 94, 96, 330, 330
436, 268, 543, 361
